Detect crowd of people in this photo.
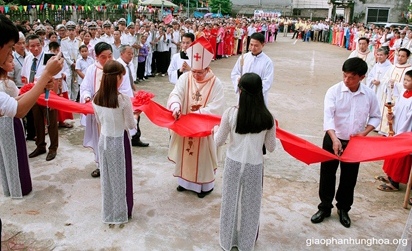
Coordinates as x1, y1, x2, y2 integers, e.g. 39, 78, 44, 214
0, 12, 412, 250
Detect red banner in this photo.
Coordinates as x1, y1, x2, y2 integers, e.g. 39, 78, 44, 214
34, 93, 412, 165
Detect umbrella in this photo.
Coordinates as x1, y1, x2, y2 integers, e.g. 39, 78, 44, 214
204, 13, 213, 18
140, 0, 178, 7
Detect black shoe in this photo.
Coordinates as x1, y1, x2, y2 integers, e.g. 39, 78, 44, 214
147, 74, 155, 78
29, 148, 47, 158
176, 185, 186, 192
338, 210, 351, 228
310, 210, 331, 224
26, 136, 36, 141
132, 140, 149, 147
197, 188, 214, 198
46, 150, 56, 161
91, 168, 100, 178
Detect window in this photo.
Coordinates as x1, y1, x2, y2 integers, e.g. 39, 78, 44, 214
367, 8, 389, 23
293, 9, 301, 16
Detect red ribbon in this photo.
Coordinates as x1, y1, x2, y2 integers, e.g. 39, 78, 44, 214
34, 93, 412, 165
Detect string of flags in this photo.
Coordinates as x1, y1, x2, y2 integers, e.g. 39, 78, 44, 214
0, 3, 170, 14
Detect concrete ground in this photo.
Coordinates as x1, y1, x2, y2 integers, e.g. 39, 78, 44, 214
1, 35, 411, 251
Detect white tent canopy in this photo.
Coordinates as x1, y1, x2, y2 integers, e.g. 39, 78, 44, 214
140, 0, 178, 7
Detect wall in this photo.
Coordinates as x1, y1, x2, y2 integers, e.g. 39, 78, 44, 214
352, 0, 408, 23
231, 0, 291, 5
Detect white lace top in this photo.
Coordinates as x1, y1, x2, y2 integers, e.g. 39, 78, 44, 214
93, 93, 136, 137
214, 106, 276, 165
0, 79, 19, 98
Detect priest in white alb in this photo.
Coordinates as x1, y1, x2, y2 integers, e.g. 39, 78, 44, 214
366, 48, 393, 132
167, 33, 194, 85
348, 37, 376, 85
379, 48, 412, 135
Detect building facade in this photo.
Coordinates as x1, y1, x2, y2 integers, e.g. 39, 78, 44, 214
232, 0, 410, 24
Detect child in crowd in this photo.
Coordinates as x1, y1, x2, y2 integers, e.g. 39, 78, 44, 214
137, 35, 148, 81
92, 60, 136, 227
48, 41, 73, 128
75, 45, 94, 98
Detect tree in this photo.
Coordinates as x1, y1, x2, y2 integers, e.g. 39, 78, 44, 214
209, 0, 231, 15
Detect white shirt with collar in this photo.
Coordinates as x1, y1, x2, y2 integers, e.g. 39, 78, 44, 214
171, 29, 181, 50
8, 51, 26, 88
21, 51, 47, 83
61, 37, 82, 66
167, 52, 190, 84
324, 81, 381, 140
90, 37, 102, 47
116, 57, 135, 98
231, 51, 274, 105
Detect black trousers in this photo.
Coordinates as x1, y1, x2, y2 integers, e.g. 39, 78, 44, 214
25, 109, 36, 140
318, 133, 360, 212
132, 116, 142, 142
137, 60, 146, 79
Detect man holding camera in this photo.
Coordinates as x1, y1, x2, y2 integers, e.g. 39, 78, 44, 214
61, 21, 82, 101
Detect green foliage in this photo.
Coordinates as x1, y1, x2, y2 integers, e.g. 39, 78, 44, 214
6, 0, 121, 6
209, 0, 231, 15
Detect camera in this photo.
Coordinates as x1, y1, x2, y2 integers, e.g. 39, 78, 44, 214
43, 53, 54, 65
43, 53, 64, 65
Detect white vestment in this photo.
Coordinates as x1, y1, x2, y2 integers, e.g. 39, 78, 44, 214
231, 51, 274, 106
167, 71, 225, 193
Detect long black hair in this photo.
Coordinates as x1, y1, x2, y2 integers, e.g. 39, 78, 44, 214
0, 15, 19, 48
93, 60, 125, 108
235, 73, 274, 134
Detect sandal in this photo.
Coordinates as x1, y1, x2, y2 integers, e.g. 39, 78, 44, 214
91, 169, 100, 178
409, 198, 412, 206
377, 183, 399, 192
375, 175, 390, 183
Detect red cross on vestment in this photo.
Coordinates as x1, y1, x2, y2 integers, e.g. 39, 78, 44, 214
194, 53, 202, 61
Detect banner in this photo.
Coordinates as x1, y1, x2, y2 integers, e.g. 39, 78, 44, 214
33, 92, 412, 165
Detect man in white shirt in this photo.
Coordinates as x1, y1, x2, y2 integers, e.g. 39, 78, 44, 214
8, 32, 26, 88
167, 33, 194, 84
144, 24, 156, 78
88, 21, 102, 46
100, 20, 114, 45
117, 45, 149, 147
348, 37, 376, 85
311, 58, 381, 228
366, 48, 392, 132
124, 22, 139, 75
170, 21, 181, 58
111, 30, 125, 60
231, 32, 274, 106
60, 21, 82, 100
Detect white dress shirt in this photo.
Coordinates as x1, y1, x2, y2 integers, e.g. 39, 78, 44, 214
116, 57, 135, 98
324, 81, 381, 140
231, 51, 274, 105
21, 51, 47, 83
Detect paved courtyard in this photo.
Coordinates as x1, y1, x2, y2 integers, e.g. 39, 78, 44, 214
1, 35, 411, 250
